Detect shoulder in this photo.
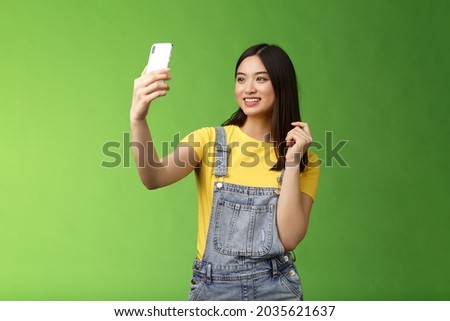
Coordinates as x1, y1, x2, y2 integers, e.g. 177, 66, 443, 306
184, 125, 239, 142
307, 150, 320, 165
179, 127, 221, 159
304, 151, 320, 175
180, 127, 216, 144
301, 151, 320, 185
299, 150, 320, 201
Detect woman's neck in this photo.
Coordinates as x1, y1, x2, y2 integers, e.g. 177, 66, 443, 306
240, 117, 272, 142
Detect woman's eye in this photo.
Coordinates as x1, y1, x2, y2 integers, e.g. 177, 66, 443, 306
256, 76, 268, 82
236, 77, 245, 83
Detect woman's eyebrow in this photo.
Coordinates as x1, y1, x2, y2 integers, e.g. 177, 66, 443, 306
236, 71, 269, 75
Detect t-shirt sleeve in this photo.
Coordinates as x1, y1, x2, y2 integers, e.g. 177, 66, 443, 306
299, 151, 320, 201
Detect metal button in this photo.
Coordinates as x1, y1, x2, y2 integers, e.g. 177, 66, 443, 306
289, 269, 296, 277
216, 182, 223, 189
283, 255, 289, 262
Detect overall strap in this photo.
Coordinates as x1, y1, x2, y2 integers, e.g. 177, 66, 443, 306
214, 127, 228, 177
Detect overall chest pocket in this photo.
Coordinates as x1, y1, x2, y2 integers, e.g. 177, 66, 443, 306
213, 198, 276, 257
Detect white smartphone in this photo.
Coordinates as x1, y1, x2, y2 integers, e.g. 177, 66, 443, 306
146, 42, 173, 73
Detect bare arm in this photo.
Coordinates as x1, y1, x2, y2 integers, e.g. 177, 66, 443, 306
276, 122, 314, 251
130, 68, 199, 189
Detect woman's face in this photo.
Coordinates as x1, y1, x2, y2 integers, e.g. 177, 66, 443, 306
234, 55, 275, 120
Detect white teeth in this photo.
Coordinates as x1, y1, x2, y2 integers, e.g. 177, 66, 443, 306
245, 98, 260, 102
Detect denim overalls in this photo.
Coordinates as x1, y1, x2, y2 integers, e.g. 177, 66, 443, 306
188, 127, 303, 301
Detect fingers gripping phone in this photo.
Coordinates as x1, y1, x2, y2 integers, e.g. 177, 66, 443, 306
146, 43, 173, 73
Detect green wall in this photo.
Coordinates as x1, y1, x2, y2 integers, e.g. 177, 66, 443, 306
0, 0, 448, 300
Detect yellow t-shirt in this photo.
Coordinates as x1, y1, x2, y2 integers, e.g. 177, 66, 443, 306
181, 125, 320, 260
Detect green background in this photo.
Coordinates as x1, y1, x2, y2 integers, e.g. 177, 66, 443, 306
1, 0, 449, 300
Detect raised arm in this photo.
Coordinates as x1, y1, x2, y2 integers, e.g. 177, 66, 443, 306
276, 122, 314, 251
130, 68, 199, 189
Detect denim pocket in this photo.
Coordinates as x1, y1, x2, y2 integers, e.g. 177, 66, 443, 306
213, 198, 275, 257
279, 264, 303, 300
188, 272, 205, 301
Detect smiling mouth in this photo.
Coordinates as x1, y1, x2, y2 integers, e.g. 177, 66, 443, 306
244, 98, 261, 102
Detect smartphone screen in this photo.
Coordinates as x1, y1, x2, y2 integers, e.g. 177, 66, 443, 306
146, 43, 173, 73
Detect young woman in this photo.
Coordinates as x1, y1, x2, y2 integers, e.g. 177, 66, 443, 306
130, 44, 319, 301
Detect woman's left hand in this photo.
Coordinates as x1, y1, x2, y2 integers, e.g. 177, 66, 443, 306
285, 121, 313, 166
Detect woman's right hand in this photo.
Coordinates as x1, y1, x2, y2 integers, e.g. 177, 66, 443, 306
130, 67, 171, 121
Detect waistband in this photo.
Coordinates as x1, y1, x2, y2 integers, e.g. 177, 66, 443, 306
192, 252, 296, 282
213, 181, 279, 196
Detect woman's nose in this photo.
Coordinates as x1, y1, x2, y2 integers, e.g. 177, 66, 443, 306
244, 81, 256, 94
